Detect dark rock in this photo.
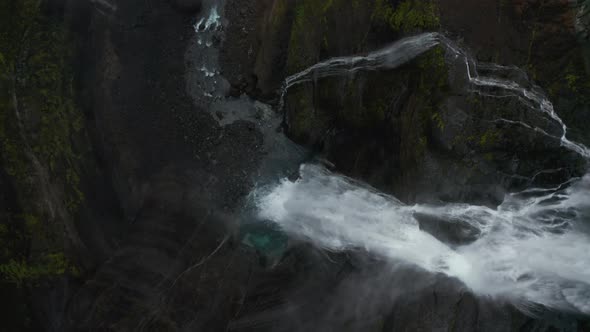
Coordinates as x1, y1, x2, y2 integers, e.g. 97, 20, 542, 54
413, 212, 482, 246
439, 0, 590, 146
221, 0, 295, 99
169, 0, 201, 13
224, 0, 588, 207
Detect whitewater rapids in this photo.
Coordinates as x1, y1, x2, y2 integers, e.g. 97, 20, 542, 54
253, 164, 590, 315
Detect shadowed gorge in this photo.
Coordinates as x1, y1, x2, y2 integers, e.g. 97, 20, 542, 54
1, 0, 590, 331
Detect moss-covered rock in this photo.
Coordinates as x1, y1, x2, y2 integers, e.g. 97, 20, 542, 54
372, 0, 440, 33
286, 0, 376, 74
272, 0, 587, 205
439, 0, 590, 147
0, 0, 87, 312
274, 0, 454, 201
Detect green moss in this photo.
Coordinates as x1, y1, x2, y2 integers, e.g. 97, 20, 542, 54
407, 46, 449, 146
0, 212, 79, 287
287, 2, 313, 73
563, 63, 590, 98
418, 136, 428, 153
336, 71, 403, 129
1, 0, 84, 208
431, 112, 445, 131
483, 152, 495, 161
565, 73, 578, 91
547, 61, 590, 105
417, 46, 448, 90
269, 0, 289, 32
286, 0, 356, 74
321, 0, 335, 12
0, 0, 85, 286
372, 0, 440, 33
0, 253, 78, 287
287, 0, 328, 73
287, 85, 316, 140
479, 129, 501, 147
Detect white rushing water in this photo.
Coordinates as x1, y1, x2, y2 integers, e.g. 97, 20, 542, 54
260, 32, 590, 315
254, 164, 590, 314
437, 34, 590, 158
278, 32, 440, 113
188, 2, 227, 104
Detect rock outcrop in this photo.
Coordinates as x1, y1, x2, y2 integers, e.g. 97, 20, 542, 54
221, 0, 590, 206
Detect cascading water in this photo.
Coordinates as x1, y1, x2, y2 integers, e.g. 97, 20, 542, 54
278, 32, 590, 158
277, 32, 440, 111
256, 33, 590, 315
254, 164, 590, 315
438, 34, 590, 158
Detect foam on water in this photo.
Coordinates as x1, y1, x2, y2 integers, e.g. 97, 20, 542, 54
254, 164, 590, 314
194, 5, 221, 32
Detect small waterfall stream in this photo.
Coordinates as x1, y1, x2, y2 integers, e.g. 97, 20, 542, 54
278, 32, 590, 158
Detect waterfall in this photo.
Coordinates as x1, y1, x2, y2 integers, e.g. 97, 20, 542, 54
278, 32, 440, 115
253, 163, 590, 315
259, 33, 590, 315
438, 34, 590, 158
278, 32, 590, 159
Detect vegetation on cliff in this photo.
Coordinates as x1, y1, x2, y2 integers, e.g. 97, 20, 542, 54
372, 0, 440, 33
0, 0, 83, 289
286, 0, 440, 74
283, 0, 446, 156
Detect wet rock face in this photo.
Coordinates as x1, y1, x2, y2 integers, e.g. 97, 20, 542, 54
439, 0, 590, 145
220, 0, 589, 206
440, 0, 576, 63
169, 0, 202, 13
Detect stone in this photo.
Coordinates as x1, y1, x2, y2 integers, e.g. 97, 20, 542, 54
413, 212, 482, 246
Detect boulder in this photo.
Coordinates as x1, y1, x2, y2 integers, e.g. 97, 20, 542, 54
413, 212, 482, 246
